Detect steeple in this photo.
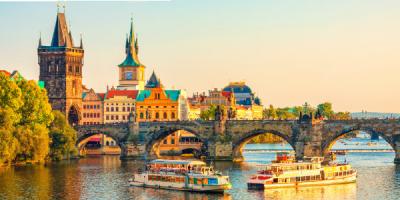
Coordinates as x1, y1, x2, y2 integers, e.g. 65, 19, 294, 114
51, 12, 73, 47
125, 34, 129, 54
119, 17, 141, 67
38, 32, 42, 47
145, 71, 162, 88
80, 33, 83, 49
135, 34, 139, 54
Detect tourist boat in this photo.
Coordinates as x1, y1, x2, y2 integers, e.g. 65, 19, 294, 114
247, 156, 357, 190
129, 159, 232, 193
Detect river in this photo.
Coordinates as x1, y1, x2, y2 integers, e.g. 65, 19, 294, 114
0, 138, 399, 200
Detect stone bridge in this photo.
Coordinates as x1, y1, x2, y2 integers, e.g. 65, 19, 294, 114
75, 118, 400, 163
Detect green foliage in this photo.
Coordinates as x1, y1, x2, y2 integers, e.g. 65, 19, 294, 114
317, 102, 334, 119
49, 111, 77, 161
0, 72, 76, 165
333, 112, 351, 120
263, 105, 277, 119
248, 133, 283, 144
263, 102, 350, 120
276, 107, 297, 120
200, 104, 218, 120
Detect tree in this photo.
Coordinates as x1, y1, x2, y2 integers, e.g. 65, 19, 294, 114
200, 104, 218, 120
0, 72, 60, 164
263, 105, 278, 119
333, 112, 351, 120
276, 107, 296, 120
49, 111, 78, 160
317, 102, 334, 119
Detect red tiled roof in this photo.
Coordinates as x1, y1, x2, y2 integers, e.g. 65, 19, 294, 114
221, 91, 232, 98
105, 90, 138, 99
0, 70, 11, 77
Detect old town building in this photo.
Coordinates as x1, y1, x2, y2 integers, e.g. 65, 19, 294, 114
135, 72, 195, 154
188, 82, 264, 120
103, 88, 138, 124
188, 88, 236, 113
136, 72, 180, 122
38, 11, 84, 125
81, 89, 104, 125
117, 18, 145, 90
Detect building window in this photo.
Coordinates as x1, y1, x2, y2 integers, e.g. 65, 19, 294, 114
123, 115, 126, 120
111, 115, 114, 120
75, 66, 80, 73
127, 107, 130, 112
122, 107, 125, 112
163, 140, 167, 144
116, 107, 119, 112
116, 115, 119, 120
171, 112, 176, 119
106, 107, 109, 112
68, 66, 73, 73
97, 113, 100, 118
111, 107, 114, 112
171, 139, 175, 145
163, 112, 167, 119
140, 113, 144, 119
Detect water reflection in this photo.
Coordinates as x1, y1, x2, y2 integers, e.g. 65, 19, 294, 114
0, 151, 399, 200
263, 183, 356, 200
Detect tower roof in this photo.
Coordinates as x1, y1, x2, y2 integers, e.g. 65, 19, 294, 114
51, 12, 73, 47
145, 71, 162, 88
119, 18, 141, 67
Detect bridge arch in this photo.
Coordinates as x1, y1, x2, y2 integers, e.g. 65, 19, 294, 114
232, 129, 296, 162
321, 127, 396, 156
145, 127, 205, 159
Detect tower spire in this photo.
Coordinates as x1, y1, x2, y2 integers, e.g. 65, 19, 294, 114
118, 16, 141, 67
80, 33, 83, 49
38, 32, 42, 47
51, 11, 73, 47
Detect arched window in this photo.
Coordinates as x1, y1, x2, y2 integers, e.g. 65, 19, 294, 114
140, 112, 144, 119
106, 141, 110, 146
171, 112, 176, 119
163, 112, 167, 119
155, 112, 159, 119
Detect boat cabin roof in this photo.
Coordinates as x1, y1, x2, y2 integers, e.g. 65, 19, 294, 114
149, 159, 206, 166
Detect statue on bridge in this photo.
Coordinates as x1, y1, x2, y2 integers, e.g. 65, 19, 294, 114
145, 108, 150, 121
215, 105, 225, 121
129, 111, 136, 122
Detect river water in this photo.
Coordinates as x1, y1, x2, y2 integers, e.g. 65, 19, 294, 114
0, 138, 399, 200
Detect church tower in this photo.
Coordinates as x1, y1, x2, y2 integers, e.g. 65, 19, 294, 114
117, 18, 145, 90
38, 10, 84, 125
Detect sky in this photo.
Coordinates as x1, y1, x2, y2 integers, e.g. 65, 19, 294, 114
1, 1, 400, 112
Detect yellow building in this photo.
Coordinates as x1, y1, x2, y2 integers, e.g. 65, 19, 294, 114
135, 72, 179, 122
103, 88, 138, 124
136, 72, 194, 155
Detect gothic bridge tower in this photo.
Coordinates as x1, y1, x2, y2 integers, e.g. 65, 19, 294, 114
38, 11, 84, 125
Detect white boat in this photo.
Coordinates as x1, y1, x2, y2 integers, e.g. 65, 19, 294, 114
248, 156, 357, 190
129, 159, 231, 193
